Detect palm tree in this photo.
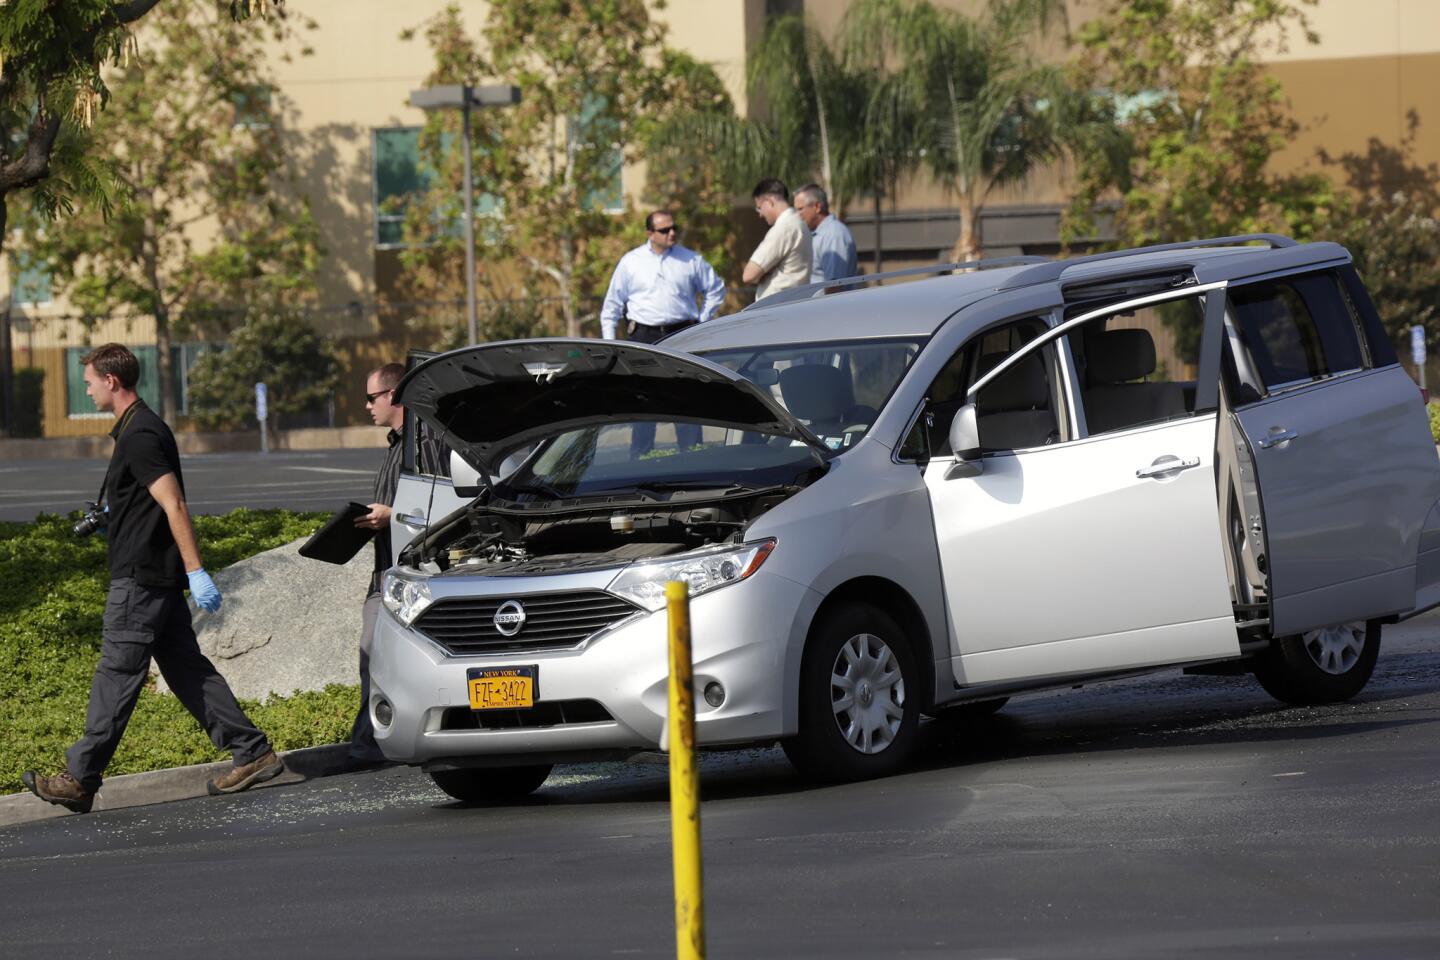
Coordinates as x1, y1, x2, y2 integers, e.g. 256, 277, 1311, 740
842, 0, 1120, 262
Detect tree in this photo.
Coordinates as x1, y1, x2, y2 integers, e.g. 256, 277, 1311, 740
184, 310, 338, 431
1066, 0, 1339, 248
0, 0, 275, 256
14, 2, 321, 424
397, 1, 678, 340
843, 0, 1111, 263
1321, 113, 1440, 356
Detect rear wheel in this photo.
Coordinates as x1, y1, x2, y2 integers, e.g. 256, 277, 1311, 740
1252, 620, 1380, 705
782, 603, 921, 782
428, 764, 553, 804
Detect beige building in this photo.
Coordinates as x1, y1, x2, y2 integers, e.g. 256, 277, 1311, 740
4, 0, 1436, 438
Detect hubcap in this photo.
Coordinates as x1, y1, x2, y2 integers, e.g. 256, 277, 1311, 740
830, 633, 905, 755
1301, 622, 1366, 675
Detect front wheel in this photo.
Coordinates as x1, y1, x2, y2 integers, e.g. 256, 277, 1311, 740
782, 603, 921, 782
1252, 620, 1381, 705
429, 764, 553, 804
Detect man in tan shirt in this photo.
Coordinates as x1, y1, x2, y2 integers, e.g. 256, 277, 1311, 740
743, 178, 813, 302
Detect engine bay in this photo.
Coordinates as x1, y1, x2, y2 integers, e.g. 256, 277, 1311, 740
400, 486, 801, 577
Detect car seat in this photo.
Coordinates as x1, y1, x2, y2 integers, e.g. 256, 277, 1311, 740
1083, 329, 1186, 435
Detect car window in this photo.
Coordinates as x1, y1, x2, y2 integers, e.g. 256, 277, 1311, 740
1066, 292, 1207, 437
903, 317, 1055, 458
701, 339, 922, 452
1228, 272, 1364, 393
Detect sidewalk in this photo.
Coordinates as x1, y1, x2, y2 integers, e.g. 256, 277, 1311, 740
0, 743, 353, 829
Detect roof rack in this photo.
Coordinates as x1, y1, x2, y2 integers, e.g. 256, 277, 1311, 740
741, 254, 1051, 312
995, 233, 1298, 291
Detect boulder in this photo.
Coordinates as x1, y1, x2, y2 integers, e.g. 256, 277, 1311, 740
152, 535, 373, 701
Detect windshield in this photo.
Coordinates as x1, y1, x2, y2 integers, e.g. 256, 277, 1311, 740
497, 423, 824, 500
699, 339, 923, 451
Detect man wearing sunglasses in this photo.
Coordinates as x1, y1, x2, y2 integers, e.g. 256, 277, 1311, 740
599, 210, 726, 342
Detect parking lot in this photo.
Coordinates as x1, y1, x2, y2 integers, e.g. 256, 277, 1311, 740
0, 448, 384, 521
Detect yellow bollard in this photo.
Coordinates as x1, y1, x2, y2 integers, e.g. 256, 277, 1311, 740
666, 580, 706, 960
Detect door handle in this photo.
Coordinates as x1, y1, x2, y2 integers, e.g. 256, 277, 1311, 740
396, 511, 428, 527
1258, 428, 1299, 449
1135, 455, 1201, 479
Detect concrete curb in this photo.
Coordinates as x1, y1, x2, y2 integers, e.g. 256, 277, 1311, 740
0, 743, 354, 829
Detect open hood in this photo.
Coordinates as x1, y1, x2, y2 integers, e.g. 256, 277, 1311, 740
394, 339, 832, 475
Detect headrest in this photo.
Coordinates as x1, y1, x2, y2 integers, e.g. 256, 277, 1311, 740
979, 352, 1048, 411
1087, 329, 1156, 383
779, 364, 854, 422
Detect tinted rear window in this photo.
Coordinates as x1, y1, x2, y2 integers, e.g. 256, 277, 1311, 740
1229, 273, 1363, 391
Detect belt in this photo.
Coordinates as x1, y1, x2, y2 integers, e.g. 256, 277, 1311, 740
638, 318, 698, 330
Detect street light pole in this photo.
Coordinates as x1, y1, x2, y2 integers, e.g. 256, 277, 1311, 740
462, 90, 477, 347
408, 83, 521, 346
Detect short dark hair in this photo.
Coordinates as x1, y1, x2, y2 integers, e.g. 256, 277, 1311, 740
752, 178, 790, 203
371, 363, 406, 392
644, 210, 674, 232
79, 343, 140, 390
795, 183, 829, 213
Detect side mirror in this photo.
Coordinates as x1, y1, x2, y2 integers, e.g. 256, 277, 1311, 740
948, 404, 981, 462
450, 449, 484, 497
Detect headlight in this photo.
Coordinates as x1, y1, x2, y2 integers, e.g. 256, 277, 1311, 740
607, 540, 775, 612
381, 569, 434, 625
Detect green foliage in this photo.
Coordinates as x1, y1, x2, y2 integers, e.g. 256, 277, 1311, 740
1320, 113, 1440, 360
10, 366, 44, 438
184, 311, 340, 430
1065, 0, 1338, 247
12, 2, 320, 423
0, 508, 346, 796
398, 1, 674, 339
1428, 402, 1440, 445
0, 0, 274, 257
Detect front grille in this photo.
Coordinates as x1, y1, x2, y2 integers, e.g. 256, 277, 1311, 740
414, 590, 642, 656
440, 699, 614, 730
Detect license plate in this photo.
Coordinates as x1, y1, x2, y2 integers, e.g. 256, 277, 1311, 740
466, 665, 538, 711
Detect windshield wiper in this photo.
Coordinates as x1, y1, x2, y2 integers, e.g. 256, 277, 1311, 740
495, 481, 567, 500
601, 480, 755, 497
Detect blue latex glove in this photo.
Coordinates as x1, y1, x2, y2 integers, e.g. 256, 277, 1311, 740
187, 568, 223, 613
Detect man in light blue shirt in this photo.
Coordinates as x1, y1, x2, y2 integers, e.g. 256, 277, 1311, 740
601, 210, 726, 456
795, 183, 858, 285
600, 210, 726, 341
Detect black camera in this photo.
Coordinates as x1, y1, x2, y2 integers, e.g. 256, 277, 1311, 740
73, 501, 108, 538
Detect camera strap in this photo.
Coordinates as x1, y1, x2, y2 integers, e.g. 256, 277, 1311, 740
97, 403, 142, 507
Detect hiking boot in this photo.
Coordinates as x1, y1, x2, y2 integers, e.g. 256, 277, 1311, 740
206, 750, 284, 796
22, 770, 95, 814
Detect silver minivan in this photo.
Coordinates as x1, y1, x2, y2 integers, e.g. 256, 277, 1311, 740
372, 235, 1440, 802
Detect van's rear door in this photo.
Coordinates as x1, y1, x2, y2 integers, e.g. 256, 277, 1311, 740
1225, 268, 1440, 635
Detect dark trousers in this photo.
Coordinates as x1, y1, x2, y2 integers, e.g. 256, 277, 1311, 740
66, 578, 272, 792
627, 319, 701, 456
349, 594, 383, 761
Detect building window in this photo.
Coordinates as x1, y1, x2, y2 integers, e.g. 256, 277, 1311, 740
65, 345, 206, 418
232, 85, 272, 130
11, 251, 51, 305
571, 94, 623, 213
374, 126, 503, 248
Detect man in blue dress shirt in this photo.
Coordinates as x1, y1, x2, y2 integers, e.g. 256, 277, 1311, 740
600, 210, 727, 455
795, 183, 858, 285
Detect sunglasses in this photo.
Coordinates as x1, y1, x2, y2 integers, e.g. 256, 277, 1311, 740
365, 389, 392, 403
651, 225, 679, 234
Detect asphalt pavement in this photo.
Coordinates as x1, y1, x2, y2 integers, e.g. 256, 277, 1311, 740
0, 448, 384, 521
2, 620, 1437, 959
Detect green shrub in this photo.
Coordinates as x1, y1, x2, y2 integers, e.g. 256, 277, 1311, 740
0, 508, 351, 796
1429, 401, 1440, 444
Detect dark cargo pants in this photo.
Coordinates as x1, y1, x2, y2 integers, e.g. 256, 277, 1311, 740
66, 577, 272, 793
348, 594, 383, 762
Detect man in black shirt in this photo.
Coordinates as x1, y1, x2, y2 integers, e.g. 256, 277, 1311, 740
23, 344, 282, 814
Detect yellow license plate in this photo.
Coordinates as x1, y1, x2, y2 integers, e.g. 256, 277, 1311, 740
466, 666, 538, 710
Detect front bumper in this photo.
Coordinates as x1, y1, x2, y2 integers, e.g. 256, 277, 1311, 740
369, 567, 818, 766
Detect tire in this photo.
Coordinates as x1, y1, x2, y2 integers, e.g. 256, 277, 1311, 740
782, 602, 921, 782
1252, 620, 1381, 705
429, 764, 553, 804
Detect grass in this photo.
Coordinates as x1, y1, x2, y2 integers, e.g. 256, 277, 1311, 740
0, 508, 358, 796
